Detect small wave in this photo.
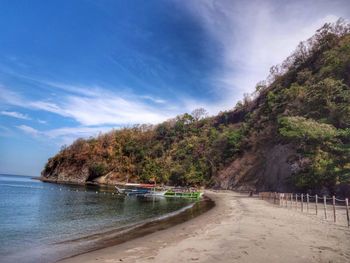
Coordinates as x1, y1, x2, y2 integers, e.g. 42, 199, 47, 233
55, 201, 197, 245
0, 183, 44, 190
153, 202, 196, 221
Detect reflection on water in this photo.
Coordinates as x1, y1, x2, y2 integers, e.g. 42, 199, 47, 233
0, 174, 193, 263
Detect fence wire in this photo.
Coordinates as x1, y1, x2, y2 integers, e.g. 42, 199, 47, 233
259, 192, 350, 227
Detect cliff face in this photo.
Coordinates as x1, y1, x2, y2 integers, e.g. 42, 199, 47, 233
216, 143, 297, 191
41, 162, 90, 184
41, 22, 350, 194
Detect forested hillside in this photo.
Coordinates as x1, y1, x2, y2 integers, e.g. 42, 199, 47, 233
42, 20, 350, 195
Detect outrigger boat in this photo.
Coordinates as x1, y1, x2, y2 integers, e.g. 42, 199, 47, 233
115, 183, 167, 197
144, 190, 168, 197
164, 188, 203, 199
115, 183, 203, 199
115, 186, 149, 196
115, 183, 152, 196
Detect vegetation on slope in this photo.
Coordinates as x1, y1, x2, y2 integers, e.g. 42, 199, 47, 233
42, 109, 245, 186
42, 19, 350, 194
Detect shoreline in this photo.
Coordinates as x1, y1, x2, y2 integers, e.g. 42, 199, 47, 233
61, 190, 350, 263
56, 195, 214, 262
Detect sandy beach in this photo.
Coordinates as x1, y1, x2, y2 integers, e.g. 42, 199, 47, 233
61, 191, 350, 263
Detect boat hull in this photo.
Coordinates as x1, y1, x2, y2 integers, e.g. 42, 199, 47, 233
115, 186, 150, 196
164, 191, 203, 199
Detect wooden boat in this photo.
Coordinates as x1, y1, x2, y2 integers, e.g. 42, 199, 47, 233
115, 183, 203, 199
115, 183, 166, 197
115, 185, 150, 196
164, 189, 203, 199
144, 190, 168, 197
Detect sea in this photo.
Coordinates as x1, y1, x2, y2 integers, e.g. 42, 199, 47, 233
0, 174, 200, 263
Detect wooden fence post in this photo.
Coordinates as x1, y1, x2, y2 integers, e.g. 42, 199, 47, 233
285, 194, 287, 207
275, 192, 278, 204
301, 194, 304, 212
315, 194, 318, 215
346, 198, 349, 228
332, 196, 336, 222
275, 192, 277, 204
291, 193, 293, 208
323, 196, 327, 220
280, 193, 282, 206
306, 194, 309, 213
296, 194, 298, 210
285, 193, 287, 207
281, 193, 284, 207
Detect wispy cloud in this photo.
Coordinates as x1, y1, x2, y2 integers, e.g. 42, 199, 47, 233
1, 85, 179, 126
179, 0, 348, 105
2, 1, 349, 124
61, 94, 173, 125
0, 110, 31, 120
16, 124, 117, 145
28, 101, 69, 117
0, 85, 25, 106
37, 119, 47, 124
140, 95, 167, 104
16, 125, 40, 136
42, 81, 103, 97
44, 126, 115, 139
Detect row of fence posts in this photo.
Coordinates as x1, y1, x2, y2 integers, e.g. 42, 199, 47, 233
259, 192, 350, 227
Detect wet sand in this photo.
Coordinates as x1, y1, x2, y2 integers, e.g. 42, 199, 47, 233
61, 191, 350, 263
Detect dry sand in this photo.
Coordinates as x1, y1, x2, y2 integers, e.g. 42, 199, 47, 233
60, 191, 350, 263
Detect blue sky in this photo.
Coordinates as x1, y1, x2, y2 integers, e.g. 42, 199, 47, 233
1, 0, 349, 176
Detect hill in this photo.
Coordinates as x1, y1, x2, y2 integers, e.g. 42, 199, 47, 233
41, 19, 350, 196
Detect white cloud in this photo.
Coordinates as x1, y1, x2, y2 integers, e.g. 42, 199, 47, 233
140, 95, 167, 104
0, 85, 179, 126
0, 85, 25, 106
1, 84, 184, 126
37, 119, 47, 124
45, 126, 115, 138
62, 94, 173, 125
43, 81, 103, 97
16, 124, 117, 145
3, 1, 349, 125
0, 111, 31, 120
16, 125, 40, 136
179, 0, 349, 106
29, 101, 69, 116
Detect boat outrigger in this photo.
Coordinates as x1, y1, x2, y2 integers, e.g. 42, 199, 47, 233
115, 183, 156, 196
164, 187, 203, 199
115, 183, 203, 199
164, 190, 203, 199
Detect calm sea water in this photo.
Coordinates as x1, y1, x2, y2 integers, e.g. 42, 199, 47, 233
0, 174, 193, 263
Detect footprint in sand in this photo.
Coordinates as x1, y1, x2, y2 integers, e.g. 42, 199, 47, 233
125, 247, 149, 253
239, 246, 248, 249
185, 247, 199, 252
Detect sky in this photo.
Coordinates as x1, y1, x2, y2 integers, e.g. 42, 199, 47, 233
1, 0, 350, 176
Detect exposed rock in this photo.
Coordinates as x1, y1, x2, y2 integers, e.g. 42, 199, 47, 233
216, 143, 298, 192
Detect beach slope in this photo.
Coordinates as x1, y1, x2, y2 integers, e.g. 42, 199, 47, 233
61, 191, 350, 263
